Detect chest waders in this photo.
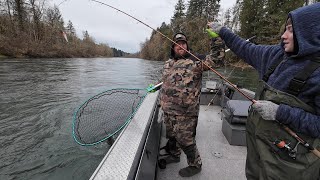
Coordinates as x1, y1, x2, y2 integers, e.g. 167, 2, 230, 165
246, 58, 320, 180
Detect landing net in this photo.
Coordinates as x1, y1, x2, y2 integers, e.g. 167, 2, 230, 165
72, 88, 147, 146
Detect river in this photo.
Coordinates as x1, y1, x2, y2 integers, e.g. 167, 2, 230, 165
0, 58, 258, 180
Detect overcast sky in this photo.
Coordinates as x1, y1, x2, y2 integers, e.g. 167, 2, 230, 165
51, 0, 236, 53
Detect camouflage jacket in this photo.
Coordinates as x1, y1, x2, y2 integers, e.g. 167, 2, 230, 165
210, 37, 225, 66
160, 38, 225, 116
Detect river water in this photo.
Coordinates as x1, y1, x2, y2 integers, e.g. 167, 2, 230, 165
0, 58, 258, 180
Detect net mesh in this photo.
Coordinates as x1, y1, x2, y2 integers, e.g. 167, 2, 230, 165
72, 88, 147, 146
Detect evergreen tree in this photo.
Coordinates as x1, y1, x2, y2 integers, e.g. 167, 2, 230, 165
259, 0, 304, 44
186, 0, 201, 18
172, 0, 185, 20
139, 0, 315, 61
231, 0, 242, 32
186, 0, 220, 20
204, 0, 221, 21
83, 30, 94, 43
140, 22, 172, 61
239, 0, 304, 44
171, 0, 186, 32
223, 8, 232, 29
112, 48, 127, 57
239, 0, 266, 39
66, 20, 76, 36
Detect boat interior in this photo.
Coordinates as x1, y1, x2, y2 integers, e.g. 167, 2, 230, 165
89, 80, 255, 180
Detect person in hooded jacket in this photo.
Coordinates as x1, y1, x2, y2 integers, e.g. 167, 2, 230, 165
159, 32, 225, 177
209, 3, 320, 180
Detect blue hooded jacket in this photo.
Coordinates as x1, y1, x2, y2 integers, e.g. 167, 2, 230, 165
219, 3, 320, 137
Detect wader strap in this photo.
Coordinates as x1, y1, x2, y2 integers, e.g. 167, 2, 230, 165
287, 57, 320, 96
262, 60, 283, 82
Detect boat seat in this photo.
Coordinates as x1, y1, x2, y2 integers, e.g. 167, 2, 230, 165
222, 100, 252, 125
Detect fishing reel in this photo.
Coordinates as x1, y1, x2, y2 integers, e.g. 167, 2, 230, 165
272, 139, 300, 159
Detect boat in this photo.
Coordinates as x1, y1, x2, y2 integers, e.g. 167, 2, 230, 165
89, 80, 255, 180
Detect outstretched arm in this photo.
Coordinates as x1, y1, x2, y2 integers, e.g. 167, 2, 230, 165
208, 22, 283, 76
219, 27, 281, 74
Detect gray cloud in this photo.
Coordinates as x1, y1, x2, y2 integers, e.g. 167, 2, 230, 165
52, 0, 236, 53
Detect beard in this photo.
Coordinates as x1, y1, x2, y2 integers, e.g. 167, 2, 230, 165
174, 50, 190, 59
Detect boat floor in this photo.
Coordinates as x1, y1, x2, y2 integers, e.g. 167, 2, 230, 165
157, 105, 247, 180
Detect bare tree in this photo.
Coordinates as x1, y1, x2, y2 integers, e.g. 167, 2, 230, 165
13, 0, 26, 31
27, 0, 46, 40
45, 5, 63, 28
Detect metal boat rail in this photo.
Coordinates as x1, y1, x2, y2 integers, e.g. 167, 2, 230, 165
90, 91, 161, 180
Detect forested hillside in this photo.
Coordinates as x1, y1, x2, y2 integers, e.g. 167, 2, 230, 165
0, 1, 127, 58
139, 0, 319, 62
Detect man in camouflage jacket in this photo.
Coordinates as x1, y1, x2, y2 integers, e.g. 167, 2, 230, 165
159, 32, 225, 177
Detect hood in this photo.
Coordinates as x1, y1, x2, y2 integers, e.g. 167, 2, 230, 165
288, 3, 320, 57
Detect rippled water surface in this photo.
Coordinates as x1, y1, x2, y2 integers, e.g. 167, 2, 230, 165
0, 58, 258, 180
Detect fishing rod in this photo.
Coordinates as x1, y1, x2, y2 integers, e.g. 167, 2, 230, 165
87, 1, 320, 158
281, 124, 320, 158
90, 0, 255, 103
58, 0, 69, 6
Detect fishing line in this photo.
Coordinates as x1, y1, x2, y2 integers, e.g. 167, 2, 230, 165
205, 35, 257, 109
225, 35, 256, 79
72, 1, 318, 154
90, 0, 255, 103
58, 0, 69, 6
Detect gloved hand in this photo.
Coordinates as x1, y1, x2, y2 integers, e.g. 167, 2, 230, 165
252, 100, 279, 121
206, 29, 219, 38
207, 22, 223, 34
